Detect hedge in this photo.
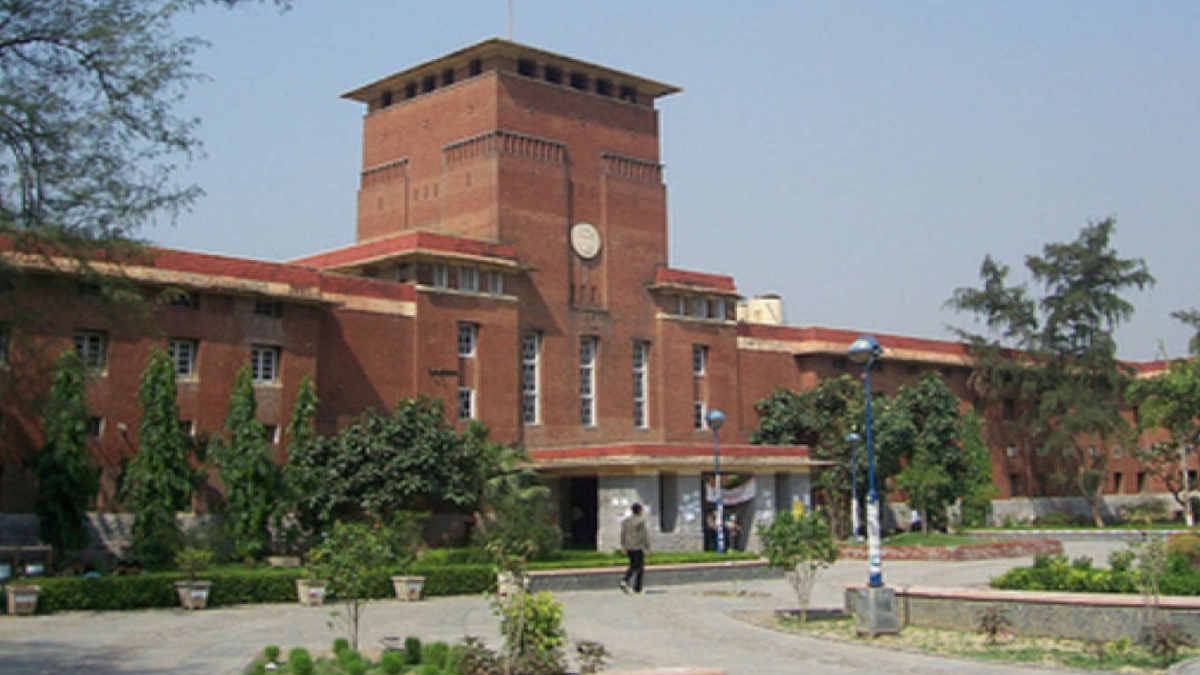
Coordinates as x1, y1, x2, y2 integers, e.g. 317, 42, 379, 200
990, 553, 1200, 596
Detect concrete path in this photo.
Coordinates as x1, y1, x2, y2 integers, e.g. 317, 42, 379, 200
0, 540, 1135, 674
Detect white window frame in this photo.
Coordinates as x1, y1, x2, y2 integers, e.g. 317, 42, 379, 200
431, 263, 450, 288
167, 339, 198, 379
692, 345, 708, 376
458, 323, 478, 358
633, 341, 649, 429
673, 295, 687, 316
713, 297, 727, 321
487, 270, 505, 296
522, 332, 541, 425
458, 266, 479, 292
250, 345, 281, 384
580, 336, 597, 427
457, 386, 475, 421
74, 330, 108, 371
691, 296, 708, 319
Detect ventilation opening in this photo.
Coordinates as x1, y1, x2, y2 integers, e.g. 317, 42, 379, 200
404, 82, 417, 99
469, 59, 483, 76
442, 68, 455, 86
543, 65, 562, 84
619, 85, 637, 103
422, 75, 436, 93
517, 59, 536, 77
570, 72, 588, 91
595, 78, 612, 96
380, 91, 393, 108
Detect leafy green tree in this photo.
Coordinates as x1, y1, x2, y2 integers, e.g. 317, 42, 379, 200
288, 397, 483, 531
0, 0, 287, 240
884, 374, 982, 532
753, 377, 864, 537
123, 348, 193, 566
948, 218, 1154, 525
309, 518, 419, 652
958, 410, 998, 528
280, 375, 319, 544
211, 365, 279, 561
759, 510, 838, 623
35, 350, 99, 562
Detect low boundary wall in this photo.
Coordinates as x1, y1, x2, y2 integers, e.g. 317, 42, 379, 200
844, 585, 1200, 642
527, 559, 779, 593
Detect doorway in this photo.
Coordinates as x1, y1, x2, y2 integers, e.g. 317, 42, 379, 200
563, 476, 598, 549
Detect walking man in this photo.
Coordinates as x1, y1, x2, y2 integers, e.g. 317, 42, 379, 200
619, 503, 651, 594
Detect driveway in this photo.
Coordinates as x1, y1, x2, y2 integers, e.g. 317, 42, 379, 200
0, 540, 1128, 674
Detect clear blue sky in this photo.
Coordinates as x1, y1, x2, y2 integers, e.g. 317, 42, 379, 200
145, 1, 1199, 361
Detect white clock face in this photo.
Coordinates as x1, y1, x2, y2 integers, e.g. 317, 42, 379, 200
571, 223, 602, 260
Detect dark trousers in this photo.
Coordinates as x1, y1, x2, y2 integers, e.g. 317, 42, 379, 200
622, 549, 645, 592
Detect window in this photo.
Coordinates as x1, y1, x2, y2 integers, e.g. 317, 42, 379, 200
0, 324, 8, 366
1113, 446, 1123, 459
580, 336, 597, 427
250, 345, 281, 383
1113, 472, 1124, 494
422, 75, 436, 93
713, 297, 727, 321
78, 282, 101, 298
167, 339, 198, 379
595, 78, 612, 96
253, 300, 282, 318
693, 400, 707, 430
404, 81, 417, 99
570, 72, 588, 91
543, 65, 562, 84
87, 416, 104, 438
469, 59, 483, 76
457, 387, 474, 421
458, 324, 478, 358
487, 270, 504, 296
441, 68, 455, 86
673, 295, 687, 316
74, 330, 108, 371
522, 333, 541, 425
1006, 445, 1019, 458
517, 59, 536, 77
691, 296, 707, 319
380, 91, 393, 108
458, 266, 479, 292
692, 345, 708, 376
169, 290, 199, 309
180, 420, 196, 438
263, 424, 280, 444
431, 263, 449, 288
619, 85, 637, 102
1137, 471, 1147, 492
633, 341, 649, 429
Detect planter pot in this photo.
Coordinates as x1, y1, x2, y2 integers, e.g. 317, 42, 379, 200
391, 575, 426, 602
295, 579, 327, 606
5, 584, 40, 616
267, 555, 302, 569
174, 580, 212, 610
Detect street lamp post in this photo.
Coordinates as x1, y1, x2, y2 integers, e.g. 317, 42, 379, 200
845, 432, 862, 542
707, 409, 726, 554
847, 334, 898, 636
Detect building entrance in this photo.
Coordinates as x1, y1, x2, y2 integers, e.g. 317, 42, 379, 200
563, 476, 598, 549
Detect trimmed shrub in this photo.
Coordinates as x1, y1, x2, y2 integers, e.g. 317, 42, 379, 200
1168, 533, 1200, 568
287, 648, 314, 675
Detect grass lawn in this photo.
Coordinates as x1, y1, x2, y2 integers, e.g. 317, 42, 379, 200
775, 614, 1199, 671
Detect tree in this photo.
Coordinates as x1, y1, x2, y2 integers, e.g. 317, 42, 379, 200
0, 0, 287, 241
287, 396, 484, 532
309, 518, 419, 652
123, 348, 193, 566
280, 375, 318, 544
759, 510, 838, 623
958, 410, 999, 528
211, 365, 279, 561
1127, 318, 1200, 525
34, 350, 99, 562
752, 377, 864, 537
884, 374, 983, 533
947, 218, 1154, 525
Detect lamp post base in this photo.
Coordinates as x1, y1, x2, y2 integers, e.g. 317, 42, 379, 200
854, 586, 901, 637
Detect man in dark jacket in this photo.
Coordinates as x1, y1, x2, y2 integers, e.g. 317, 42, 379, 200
619, 503, 652, 594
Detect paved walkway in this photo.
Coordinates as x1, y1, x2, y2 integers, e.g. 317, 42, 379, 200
0, 540, 1153, 674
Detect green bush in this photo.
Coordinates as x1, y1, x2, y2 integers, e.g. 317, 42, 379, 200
1168, 533, 1200, 567
378, 651, 406, 675
287, 648, 314, 675
991, 552, 1199, 595
404, 636, 422, 665
421, 641, 450, 668
413, 564, 495, 596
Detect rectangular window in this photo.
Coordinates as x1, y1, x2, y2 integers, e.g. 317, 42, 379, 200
250, 345, 281, 383
180, 420, 196, 438
263, 424, 280, 444
692, 345, 708, 376
253, 300, 283, 318
673, 296, 687, 316
713, 297, 727, 321
87, 416, 104, 438
458, 266, 479, 292
431, 263, 449, 288
1005, 445, 1019, 458
1113, 472, 1124, 494
1137, 471, 1147, 492
0, 324, 8, 366
580, 336, 597, 427
693, 400, 707, 430
457, 387, 474, 421
458, 323, 478, 358
167, 339, 198, 379
659, 473, 679, 533
74, 330, 108, 371
522, 332, 541, 425
691, 296, 707, 319
487, 270, 505, 296
169, 291, 199, 309
633, 341, 649, 428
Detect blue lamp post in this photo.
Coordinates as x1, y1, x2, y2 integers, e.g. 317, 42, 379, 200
848, 335, 884, 588
845, 432, 862, 542
707, 409, 726, 554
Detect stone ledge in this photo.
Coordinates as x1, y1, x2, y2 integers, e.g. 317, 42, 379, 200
838, 538, 1062, 561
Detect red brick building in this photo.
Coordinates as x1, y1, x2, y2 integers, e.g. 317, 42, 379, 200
0, 40, 1183, 550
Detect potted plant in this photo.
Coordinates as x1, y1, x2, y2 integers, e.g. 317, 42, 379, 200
4, 582, 41, 616
390, 572, 426, 602
173, 547, 214, 610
